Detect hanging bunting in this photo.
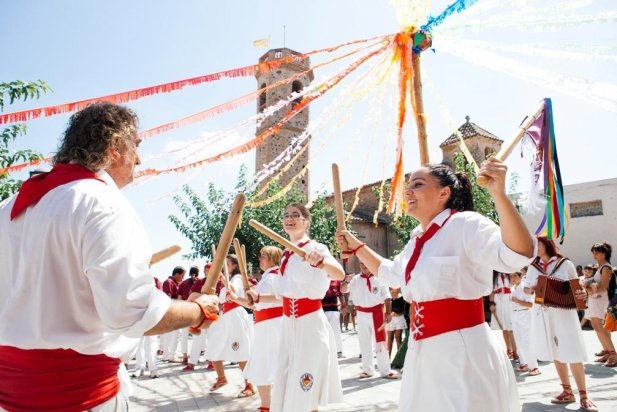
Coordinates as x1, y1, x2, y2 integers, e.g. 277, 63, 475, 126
0, 34, 391, 125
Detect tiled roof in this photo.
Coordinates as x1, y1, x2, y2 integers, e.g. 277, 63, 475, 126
440, 116, 502, 148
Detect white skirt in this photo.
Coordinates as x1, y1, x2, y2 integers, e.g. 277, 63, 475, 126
585, 292, 609, 320
204, 307, 253, 362
270, 309, 343, 412
529, 304, 587, 363
490, 293, 513, 330
386, 314, 407, 331
243, 316, 283, 386
399, 323, 519, 412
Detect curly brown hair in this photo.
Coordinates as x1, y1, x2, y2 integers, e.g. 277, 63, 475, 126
54, 102, 138, 170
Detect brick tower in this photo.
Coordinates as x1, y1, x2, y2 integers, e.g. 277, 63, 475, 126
254, 48, 313, 199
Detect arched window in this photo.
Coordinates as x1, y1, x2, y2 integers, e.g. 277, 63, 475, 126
258, 83, 267, 112
291, 80, 303, 106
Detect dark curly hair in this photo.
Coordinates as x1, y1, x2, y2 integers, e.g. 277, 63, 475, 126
425, 163, 474, 212
591, 242, 612, 263
54, 102, 138, 170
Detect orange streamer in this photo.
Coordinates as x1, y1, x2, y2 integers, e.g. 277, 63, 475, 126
386, 31, 413, 215
0, 34, 392, 125
135, 43, 391, 178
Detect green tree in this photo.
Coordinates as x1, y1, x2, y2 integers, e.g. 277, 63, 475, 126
0, 80, 51, 200
385, 152, 517, 251
169, 166, 339, 271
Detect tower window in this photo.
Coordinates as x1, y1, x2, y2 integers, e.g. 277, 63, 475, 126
291, 80, 303, 106
258, 83, 267, 112
274, 51, 283, 58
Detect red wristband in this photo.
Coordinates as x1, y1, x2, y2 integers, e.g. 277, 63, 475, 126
192, 301, 218, 329
310, 257, 325, 268
343, 243, 366, 256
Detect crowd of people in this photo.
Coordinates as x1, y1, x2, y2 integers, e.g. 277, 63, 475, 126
1, 103, 616, 412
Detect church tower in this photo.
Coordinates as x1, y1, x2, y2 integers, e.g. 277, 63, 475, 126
255, 48, 313, 200
439, 116, 503, 167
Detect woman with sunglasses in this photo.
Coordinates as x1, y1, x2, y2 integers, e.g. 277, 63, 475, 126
268, 203, 345, 412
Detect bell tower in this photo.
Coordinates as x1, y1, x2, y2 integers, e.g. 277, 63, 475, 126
255, 48, 313, 200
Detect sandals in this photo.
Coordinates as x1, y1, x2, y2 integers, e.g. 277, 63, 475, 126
594, 349, 607, 357
550, 384, 575, 404
238, 383, 256, 398
210, 377, 228, 391
528, 368, 541, 376
257, 408, 270, 412
579, 390, 598, 412
182, 364, 194, 371
603, 350, 617, 367
382, 372, 399, 380
358, 371, 373, 379
514, 364, 529, 372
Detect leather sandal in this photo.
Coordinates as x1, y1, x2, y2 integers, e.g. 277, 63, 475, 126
528, 368, 541, 376
550, 384, 575, 404
358, 371, 373, 379
514, 364, 529, 372
603, 350, 617, 367
257, 407, 270, 412
210, 377, 228, 391
238, 383, 256, 398
594, 349, 607, 357
579, 390, 598, 412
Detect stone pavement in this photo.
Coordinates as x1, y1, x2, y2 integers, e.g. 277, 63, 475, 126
127, 329, 616, 411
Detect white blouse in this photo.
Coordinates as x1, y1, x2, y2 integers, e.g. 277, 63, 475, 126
276, 240, 334, 299
254, 267, 283, 310
348, 274, 390, 307
378, 209, 535, 303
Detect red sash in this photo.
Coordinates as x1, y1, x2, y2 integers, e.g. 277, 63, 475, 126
0, 346, 120, 411
282, 297, 322, 318
10, 163, 105, 220
254, 306, 284, 323
410, 298, 485, 340
356, 304, 386, 342
223, 301, 241, 313
494, 287, 511, 294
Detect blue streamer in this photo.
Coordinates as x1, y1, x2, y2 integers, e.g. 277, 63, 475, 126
421, 0, 480, 31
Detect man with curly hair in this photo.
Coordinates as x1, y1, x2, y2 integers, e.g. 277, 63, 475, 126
0, 103, 218, 411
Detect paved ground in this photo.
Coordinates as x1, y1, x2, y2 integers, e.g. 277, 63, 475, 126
127, 328, 616, 411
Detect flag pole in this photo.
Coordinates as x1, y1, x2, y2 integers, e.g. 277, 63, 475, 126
477, 100, 547, 187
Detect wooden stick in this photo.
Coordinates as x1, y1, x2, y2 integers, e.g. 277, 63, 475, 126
477, 100, 546, 187
150, 244, 181, 265
201, 193, 245, 295
411, 53, 429, 166
332, 163, 345, 230
242, 244, 248, 275
211, 244, 217, 261
248, 219, 306, 257
233, 238, 251, 291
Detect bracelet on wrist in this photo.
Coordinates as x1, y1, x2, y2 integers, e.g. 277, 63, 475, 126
310, 257, 325, 268
255, 294, 261, 304
343, 243, 366, 256
192, 301, 218, 329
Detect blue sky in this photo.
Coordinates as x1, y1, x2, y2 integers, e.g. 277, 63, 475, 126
2, 0, 616, 277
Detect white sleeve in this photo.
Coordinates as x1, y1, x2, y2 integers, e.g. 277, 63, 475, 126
83, 199, 170, 339
377, 241, 413, 289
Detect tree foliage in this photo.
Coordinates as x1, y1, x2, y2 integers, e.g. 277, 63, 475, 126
169, 166, 339, 271
0, 80, 51, 201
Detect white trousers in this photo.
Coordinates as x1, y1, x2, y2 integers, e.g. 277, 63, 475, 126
511, 309, 538, 369
324, 310, 343, 353
135, 335, 158, 372
179, 327, 189, 354
161, 329, 180, 360
188, 329, 208, 365
357, 311, 391, 376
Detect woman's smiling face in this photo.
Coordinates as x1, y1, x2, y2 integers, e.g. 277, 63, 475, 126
405, 168, 450, 223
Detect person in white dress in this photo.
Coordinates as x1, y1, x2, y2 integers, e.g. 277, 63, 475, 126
345, 261, 397, 379
509, 271, 540, 376
204, 255, 255, 397
267, 203, 345, 412
231, 246, 284, 412
523, 236, 597, 411
489, 271, 518, 360
336, 159, 535, 412
585, 242, 617, 367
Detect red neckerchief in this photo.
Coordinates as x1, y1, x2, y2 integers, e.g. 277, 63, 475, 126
10, 163, 105, 220
404, 210, 457, 284
268, 267, 280, 275
360, 273, 373, 290
280, 240, 311, 275
539, 256, 557, 273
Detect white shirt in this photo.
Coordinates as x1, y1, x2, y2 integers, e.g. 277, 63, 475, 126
0, 171, 170, 358
220, 274, 246, 302
510, 282, 533, 309
277, 240, 333, 299
254, 267, 283, 310
522, 257, 578, 288
348, 273, 389, 307
378, 209, 535, 303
